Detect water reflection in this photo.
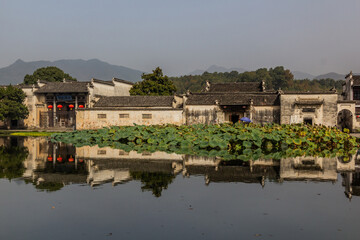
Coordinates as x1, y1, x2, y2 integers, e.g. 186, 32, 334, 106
1, 136, 360, 199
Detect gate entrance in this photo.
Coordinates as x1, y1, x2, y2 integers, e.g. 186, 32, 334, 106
338, 109, 353, 132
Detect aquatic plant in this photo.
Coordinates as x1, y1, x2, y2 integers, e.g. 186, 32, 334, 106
51, 123, 359, 160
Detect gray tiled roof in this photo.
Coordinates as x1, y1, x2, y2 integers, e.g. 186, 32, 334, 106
92, 78, 115, 86
94, 96, 175, 107
282, 90, 337, 94
208, 82, 263, 92
113, 78, 134, 85
186, 93, 279, 106
35, 82, 89, 93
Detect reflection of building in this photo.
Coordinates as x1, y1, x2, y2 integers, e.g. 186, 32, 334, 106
13, 137, 360, 198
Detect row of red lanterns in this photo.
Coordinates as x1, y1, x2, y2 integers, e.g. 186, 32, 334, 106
47, 156, 84, 163
48, 104, 84, 110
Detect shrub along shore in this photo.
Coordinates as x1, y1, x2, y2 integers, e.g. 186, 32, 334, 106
51, 123, 360, 160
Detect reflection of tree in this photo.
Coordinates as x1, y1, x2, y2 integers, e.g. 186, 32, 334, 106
35, 182, 64, 192
130, 172, 175, 197
0, 145, 28, 180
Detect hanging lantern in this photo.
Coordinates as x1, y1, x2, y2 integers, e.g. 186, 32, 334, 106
68, 156, 74, 162
79, 159, 84, 163
78, 105, 84, 109
57, 104, 63, 110
357, 115, 360, 118
57, 156, 63, 162
47, 156, 53, 162
47, 105, 53, 111
69, 104, 74, 110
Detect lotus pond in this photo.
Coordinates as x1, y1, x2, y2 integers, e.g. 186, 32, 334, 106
51, 123, 360, 160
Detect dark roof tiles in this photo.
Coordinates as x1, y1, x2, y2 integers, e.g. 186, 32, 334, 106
92, 78, 115, 86
35, 82, 89, 93
94, 96, 175, 108
113, 78, 134, 85
186, 93, 279, 106
207, 82, 263, 93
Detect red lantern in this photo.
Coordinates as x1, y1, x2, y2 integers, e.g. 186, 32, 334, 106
68, 156, 74, 162
357, 115, 360, 118
79, 159, 84, 163
57, 156, 63, 162
48, 105, 53, 111
78, 105, 84, 109
47, 156, 53, 161
69, 104, 74, 110
57, 104, 63, 110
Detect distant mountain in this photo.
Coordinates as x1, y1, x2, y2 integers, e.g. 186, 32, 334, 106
0, 59, 144, 85
188, 65, 247, 75
314, 72, 344, 80
293, 71, 315, 80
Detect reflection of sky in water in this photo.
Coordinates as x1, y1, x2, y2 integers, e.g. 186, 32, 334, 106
0, 137, 360, 239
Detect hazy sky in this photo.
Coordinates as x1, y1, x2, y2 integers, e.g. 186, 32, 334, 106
1, 0, 360, 76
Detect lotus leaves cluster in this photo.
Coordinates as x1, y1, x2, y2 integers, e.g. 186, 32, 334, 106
51, 123, 359, 160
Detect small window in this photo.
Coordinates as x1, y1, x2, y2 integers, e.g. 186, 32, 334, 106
97, 150, 106, 155
119, 114, 129, 118
98, 114, 107, 119
119, 150, 129, 155
354, 87, 360, 100
302, 108, 315, 113
142, 114, 152, 119
142, 151, 152, 156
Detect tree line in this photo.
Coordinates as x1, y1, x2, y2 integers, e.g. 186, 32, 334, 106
169, 66, 344, 93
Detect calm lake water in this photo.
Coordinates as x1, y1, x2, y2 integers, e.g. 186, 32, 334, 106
1, 136, 360, 240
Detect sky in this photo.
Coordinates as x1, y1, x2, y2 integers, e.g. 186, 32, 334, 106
1, 0, 360, 76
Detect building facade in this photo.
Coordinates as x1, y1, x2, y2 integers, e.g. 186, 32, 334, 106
9, 74, 360, 131
18, 78, 134, 129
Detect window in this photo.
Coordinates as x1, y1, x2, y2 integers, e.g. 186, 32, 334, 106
142, 151, 152, 156
119, 114, 129, 118
356, 107, 360, 114
97, 150, 106, 155
354, 87, 360, 100
142, 114, 152, 119
302, 108, 315, 113
119, 150, 129, 155
98, 114, 107, 119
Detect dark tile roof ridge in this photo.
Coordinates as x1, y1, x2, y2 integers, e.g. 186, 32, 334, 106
112, 78, 135, 85
18, 84, 40, 88
282, 90, 337, 94
211, 82, 259, 85
92, 78, 115, 86
191, 92, 278, 95
35, 81, 89, 93
94, 95, 175, 108
337, 100, 356, 103
63, 79, 77, 82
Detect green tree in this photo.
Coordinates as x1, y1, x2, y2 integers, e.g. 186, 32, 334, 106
24, 66, 77, 84
269, 66, 294, 90
0, 145, 28, 180
130, 67, 177, 96
130, 171, 175, 197
0, 85, 29, 124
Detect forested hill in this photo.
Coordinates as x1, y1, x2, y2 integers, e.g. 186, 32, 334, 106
169, 66, 344, 94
